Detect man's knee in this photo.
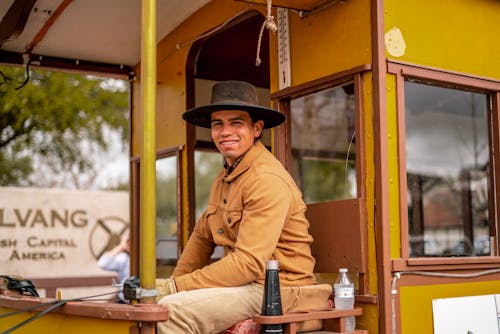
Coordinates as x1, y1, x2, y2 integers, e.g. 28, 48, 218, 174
156, 285, 263, 334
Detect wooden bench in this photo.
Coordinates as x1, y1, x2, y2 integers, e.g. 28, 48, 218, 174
249, 198, 369, 334
253, 307, 367, 334
0, 289, 169, 334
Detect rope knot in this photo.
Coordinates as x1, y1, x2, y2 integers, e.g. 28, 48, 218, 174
255, 0, 277, 66
265, 15, 277, 33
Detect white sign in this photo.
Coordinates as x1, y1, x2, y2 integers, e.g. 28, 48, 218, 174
433, 294, 500, 333
0, 187, 129, 278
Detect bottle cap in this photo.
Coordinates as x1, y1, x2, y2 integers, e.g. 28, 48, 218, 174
266, 260, 279, 270
339, 268, 347, 273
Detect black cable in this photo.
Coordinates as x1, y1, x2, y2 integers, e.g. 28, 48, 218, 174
2, 300, 67, 334
0, 295, 123, 320
0, 290, 121, 319
0, 299, 61, 319
0, 70, 10, 86
0, 60, 31, 90
15, 60, 31, 90
0, 290, 121, 334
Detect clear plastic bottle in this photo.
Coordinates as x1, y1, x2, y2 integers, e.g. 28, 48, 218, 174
333, 268, 355, 332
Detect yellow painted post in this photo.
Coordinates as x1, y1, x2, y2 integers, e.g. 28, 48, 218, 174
140, 0, 157, 304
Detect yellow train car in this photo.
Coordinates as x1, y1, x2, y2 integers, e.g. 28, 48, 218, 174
1, 0, 500, 333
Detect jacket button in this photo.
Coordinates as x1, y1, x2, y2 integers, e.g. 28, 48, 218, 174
223, 199, 227, 204
217, 228, 224, 235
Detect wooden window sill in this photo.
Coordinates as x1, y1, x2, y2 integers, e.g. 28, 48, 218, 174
393, 256, 500, 271
0, 292, 169, 322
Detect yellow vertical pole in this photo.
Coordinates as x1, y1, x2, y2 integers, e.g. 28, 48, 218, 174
140, 0, 156, 304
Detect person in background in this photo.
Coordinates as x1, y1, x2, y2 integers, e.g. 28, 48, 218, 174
155, 81, 332, 334
97, 232, 130, 302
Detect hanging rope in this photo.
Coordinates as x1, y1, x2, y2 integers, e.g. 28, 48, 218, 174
255, 0, 277, 67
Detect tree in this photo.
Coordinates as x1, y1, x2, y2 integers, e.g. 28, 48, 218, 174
0, 66, 129, 189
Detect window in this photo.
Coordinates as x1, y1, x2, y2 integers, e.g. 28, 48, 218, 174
290, 82, 357, 203
156, 154, 179, 275
194, 150, 222, 220
278, 72, 368, 293
194, 150, 224, 258
405, 80, 491, 257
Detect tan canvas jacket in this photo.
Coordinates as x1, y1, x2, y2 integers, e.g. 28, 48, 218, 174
173, 141, 316, 291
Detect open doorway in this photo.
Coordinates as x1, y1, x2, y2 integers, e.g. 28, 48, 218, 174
185, 10, 271, 234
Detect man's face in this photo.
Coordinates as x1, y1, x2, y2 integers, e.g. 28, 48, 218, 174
211, 110, 264, 165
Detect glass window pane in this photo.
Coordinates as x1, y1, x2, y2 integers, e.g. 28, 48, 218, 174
195, 150, 224, 258
156, 156, 178, 269
290, 83, 357, 203
195, 151, 223, 220
405, 81, 490, 257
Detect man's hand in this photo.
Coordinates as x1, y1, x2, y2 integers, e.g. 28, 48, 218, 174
155, 277, 177, 301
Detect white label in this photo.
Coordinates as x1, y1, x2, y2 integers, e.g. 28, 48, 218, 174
335, 287, 354, 298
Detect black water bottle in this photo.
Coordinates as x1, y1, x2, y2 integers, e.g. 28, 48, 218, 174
261, 259, 283, 333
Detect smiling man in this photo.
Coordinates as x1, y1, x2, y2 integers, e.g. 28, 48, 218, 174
155, 81, 331, 334
211, 109, 262, 166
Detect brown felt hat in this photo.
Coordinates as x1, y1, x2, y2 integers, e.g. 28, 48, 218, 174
182, 80, 285, 129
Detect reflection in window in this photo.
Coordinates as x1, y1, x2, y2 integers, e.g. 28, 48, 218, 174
195, 151, 222, 220
290, 83, 357, 203
405, 81, 490, 257
195, 150, 224, 258
156, 156, 178, 268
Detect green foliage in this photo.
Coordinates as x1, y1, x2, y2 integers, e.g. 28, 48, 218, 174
301, 159, 356, 203
156, 156, 179, 239
0, 66, 128, 188
0, 151, 33, 185
194, 151, 223, 219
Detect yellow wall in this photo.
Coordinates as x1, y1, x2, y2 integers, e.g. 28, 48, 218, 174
400, 280, 500, 334
384, 0, 500, 260
386, 74, 400, 259
363, 71, 376, 290
0, 311, 133, 334
269, 0, 372, 91
384, 0, 500, 80
384, 1, 500, 333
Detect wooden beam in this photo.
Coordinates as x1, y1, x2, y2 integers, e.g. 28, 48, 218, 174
0, 0, 36, 45
25, 0, 74, 54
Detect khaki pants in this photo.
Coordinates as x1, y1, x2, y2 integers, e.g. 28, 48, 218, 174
156, 283, 332, 334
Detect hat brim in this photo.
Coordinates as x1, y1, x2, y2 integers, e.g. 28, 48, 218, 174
182, 102, 285, 129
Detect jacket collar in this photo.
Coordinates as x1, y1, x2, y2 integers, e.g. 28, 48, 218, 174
218, 141, 267, 183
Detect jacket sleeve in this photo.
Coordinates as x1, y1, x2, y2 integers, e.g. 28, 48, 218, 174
172, 209, 216, 277
174, 173, 292, 291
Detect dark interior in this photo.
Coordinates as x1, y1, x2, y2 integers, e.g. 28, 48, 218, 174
195, 11, 270, 88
